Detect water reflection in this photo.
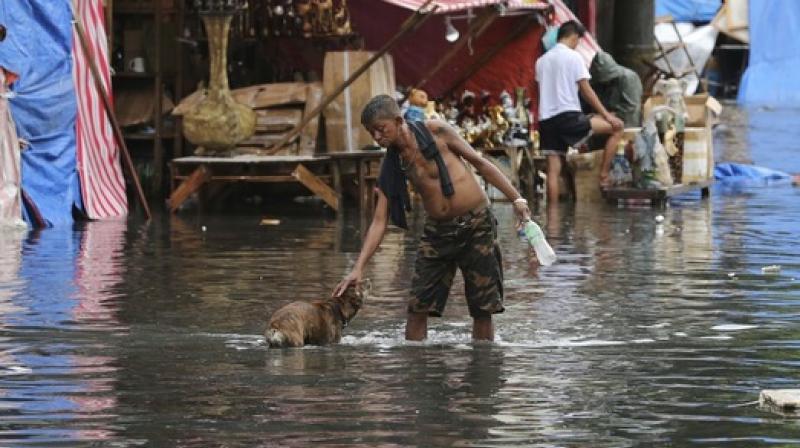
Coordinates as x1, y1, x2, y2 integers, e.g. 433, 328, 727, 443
0, 107, 799, 446
0, 221, 126, 445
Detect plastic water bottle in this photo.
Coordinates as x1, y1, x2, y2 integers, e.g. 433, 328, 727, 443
609, 140, 633, 186
522, 220, 557, 266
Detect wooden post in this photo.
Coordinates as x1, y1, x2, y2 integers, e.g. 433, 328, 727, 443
265, 0, 439, 152
357, 158, 366, 213
331, 159, 343, 208
153, 0, 163, 195
72, 4, 152, 220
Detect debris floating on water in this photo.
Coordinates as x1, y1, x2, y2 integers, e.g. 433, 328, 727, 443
759, 389, 800, 415
201, 225, 207, 232
655, 215, 665, 223
761, 265, 781, 274
712, 323, 757, 331
259, 218, 281, 226
727, 272, 736, 278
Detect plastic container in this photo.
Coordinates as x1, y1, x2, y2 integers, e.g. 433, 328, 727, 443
609, 140, 633, 186
522, 220, 557, 266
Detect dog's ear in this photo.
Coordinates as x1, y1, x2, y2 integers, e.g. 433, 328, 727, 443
358, 278, 372, 296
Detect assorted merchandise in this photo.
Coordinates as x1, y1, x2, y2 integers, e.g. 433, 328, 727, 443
608, 140, 633, 186
261, 0, 352, 38
633, 105, 676, 189
407, 87, 534, 149
403, 88, 428, 123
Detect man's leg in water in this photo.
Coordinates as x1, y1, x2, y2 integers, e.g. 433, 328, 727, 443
406, 312, 428, 341
472, 316, 494, 341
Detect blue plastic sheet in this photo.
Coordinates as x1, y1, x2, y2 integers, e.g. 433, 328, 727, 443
738, 0, 800, 106
0, 1, 80, 226
714, 162, 792, 186
655, 0, 720, 22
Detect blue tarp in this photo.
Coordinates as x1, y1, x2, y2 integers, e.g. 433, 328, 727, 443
714, 163, 792, 186
655, 0, 720, 22
738, 0, 800, 106
0, 1, 81, 226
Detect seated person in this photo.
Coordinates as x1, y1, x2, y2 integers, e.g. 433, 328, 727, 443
589, 51, 643, 128
535, 20, 624, 202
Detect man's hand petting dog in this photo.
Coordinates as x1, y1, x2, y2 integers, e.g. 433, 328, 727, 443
333, 269, 362, 298
265, 280, 370, 348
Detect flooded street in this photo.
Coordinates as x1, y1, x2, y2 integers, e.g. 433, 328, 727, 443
2, 105, 800, 447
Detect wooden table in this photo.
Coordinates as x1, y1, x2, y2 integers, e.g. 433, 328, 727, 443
167, 150, 385, 214
601, 180, 713, 208
326, 150, 385, 217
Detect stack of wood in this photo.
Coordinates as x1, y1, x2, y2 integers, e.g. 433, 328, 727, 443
323, 51, 395, 153
173, 82, 323, 156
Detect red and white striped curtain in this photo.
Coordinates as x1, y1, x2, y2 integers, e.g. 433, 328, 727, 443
72, 0, 128, 219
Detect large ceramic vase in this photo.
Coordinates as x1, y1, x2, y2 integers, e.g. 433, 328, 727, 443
183, 13, 256, 154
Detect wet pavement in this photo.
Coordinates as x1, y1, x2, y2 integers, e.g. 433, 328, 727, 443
1, 105, 799, 446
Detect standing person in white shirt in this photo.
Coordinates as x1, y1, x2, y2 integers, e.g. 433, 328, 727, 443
536, 20, 624, 202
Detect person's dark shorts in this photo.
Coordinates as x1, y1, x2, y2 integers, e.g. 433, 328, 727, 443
408, 205, 504, 318
539, 111, 593, 154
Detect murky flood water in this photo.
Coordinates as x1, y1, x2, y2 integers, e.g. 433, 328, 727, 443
1, 106, 800, 447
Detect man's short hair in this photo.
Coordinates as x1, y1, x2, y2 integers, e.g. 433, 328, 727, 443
361, 94, 401, 126
557, 20, 586, 41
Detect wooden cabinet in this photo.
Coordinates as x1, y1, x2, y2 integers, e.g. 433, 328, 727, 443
107, 0, 184, 196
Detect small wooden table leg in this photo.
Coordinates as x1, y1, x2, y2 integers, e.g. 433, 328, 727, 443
292, 164, 339, 211
167, 165, 210, 213
365, 160, 376, 220
331, 160, 343, 213
357, 158, 366, 213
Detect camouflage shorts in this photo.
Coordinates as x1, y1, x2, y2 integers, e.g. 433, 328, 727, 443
408, 206, 504, 318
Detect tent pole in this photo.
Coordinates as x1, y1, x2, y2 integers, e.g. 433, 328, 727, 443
407, 7, 499, 96
440, 15, 537, 99
265, 0, 439, 152
72, 5, 152, 221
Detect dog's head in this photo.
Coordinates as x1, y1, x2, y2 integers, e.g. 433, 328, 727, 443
336, 279, 371, 322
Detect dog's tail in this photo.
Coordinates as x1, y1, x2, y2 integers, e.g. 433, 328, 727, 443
265, 328, 288, 348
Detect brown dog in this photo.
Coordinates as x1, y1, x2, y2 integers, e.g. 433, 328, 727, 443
265, 280, 369, 348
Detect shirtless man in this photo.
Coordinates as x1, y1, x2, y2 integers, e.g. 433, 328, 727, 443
333, 95, 531, 341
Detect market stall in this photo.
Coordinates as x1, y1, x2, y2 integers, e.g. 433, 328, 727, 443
165, 0, 604, 213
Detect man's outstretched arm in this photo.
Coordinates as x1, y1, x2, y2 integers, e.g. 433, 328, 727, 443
333, 189, 389, 297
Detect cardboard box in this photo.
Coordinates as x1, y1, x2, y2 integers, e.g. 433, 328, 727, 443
681, 127, 714, 183
643, 93, 721, 128
323, 51, 395, 153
